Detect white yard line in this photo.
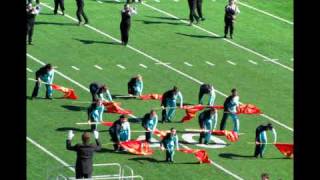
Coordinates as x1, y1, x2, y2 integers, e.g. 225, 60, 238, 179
184, 62, 193, 67
248, 60, 257, 65
155, 62, 170, 65
71, 66, 80, 71
94, 65, 103, 70
153, 0, 160, 2
39, 3, 294, 132
140, 2, 293, 72
27, 137, 75, 172
139, 64, 148, 68
205, 61, 215, 66
227, 60, 236, 66
179, 143, 244, 180
27, 53, 245, 180
27, 67, 33, 72
97, 0, 103, 3
117, 64, 126, 69
237, 1, 293, 25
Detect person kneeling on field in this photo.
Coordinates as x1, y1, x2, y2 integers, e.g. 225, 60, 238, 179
109, 115, 131, 151
128, 74, 143, 96
89, 82, 113, 102
160, 128, 179, 163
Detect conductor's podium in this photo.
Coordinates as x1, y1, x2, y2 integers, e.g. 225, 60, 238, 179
46, 163, 143, 180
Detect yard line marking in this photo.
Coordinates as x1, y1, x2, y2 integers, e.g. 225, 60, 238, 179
237, 1, 293, 25
94, 65, 103, 70
248, 60, 258, 65
173, 0, 179, 2
39, 3, 293, 132
139, 64, 148, 68
71, 66, 80, 71
97, 0, 103, 3
117, 64, 126, 69
140, 2, 293, 72
27, 137, 75, 172
153, 0, 160, 2
27, 53, 245, 180
27, 67, 33, 72
179, 143, 244, 180
184, 62, 193, 67
227, 60, 236, 65
155, 62, 170, 65
205, 61, 215, 66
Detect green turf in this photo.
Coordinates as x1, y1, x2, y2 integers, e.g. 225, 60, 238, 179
27, 0, 293, 179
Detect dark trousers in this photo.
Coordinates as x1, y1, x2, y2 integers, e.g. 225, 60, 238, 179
145, 131, 151, 142
31, 81, 51, 98
76, 7, 89, 23
198, 89, 209, 104
27, 0, 40, 4
196, 0, 203, 19
224, 18, 234, 36
89, 83, 99, 102
161, 108, 167, 122
120, 23, 130, 45
254, 141, 263, 158
166, 150, 171, 161
54, 0, 65, 14
76, 171, 91, 179
26, 22, 34, 43
127, 0, 141, 3
187, 0, 199, 23
219, 112, 229, 130
199, 132, 205, 144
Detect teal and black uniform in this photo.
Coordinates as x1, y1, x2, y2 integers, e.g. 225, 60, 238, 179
141, 112, 158, 142
31, 65, 54, 99
161, 133, 179, 162
198, 109, 218, 144
87, 102, 104, 131
161, 89, 183, 122
254, 124, 277, 158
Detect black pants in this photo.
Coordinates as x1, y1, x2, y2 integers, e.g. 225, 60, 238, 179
254, 141, 263, 158
127, 0, 141, 3
109, 131, 120, 150
89, 83, 99, 101
199, 132, 205, 144
219, 112, 229, 130
224, 17, 234, 36
76, 171, 91, 179
187, 0, 199, 23
76, 7, 89, 23
31, 80, 51, 98
27, 0, 40, 4
145, 131, 151, 142
161, 108, 167, 122
196, 0, 203, 19
26, 22, 34, 43
120, 23, 130, 45
54, 0, 65, 14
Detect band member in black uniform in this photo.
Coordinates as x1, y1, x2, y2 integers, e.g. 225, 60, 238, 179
224, 0, 240, 39
187, 0, 199, 25
66, 131, 101, 179
120, 4, 137, 46
76, 0, 89, 25
196, 0, 205, 21
54, 0, 65, 15
26, 3, 39, 45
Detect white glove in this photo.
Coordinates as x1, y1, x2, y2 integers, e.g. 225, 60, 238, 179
93, 130, 99, 139
67, 130, 74, 140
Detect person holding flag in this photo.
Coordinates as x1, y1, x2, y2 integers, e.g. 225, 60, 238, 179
198, 84, 216, 106
160, 128, 179, 163
128, 74, 143, 96
219, 88, 240, 132
254, 123, 277, 158
31, 64, 54, 100
66, 130, 101, 179
141, 109, 158, 143
89, 83, 113, 102
109, 115, 129, 151
161, 86, 183, 123
119, 115, 131, 142
198, 108, 218, 144
87, 100, 105, 131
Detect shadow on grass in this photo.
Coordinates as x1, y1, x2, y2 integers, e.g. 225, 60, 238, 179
56, 127, 91, 132
219, 153, 257, 160
61, 105, 87, 111
176, 32, 224, 39
35, 21, 77, 26
135, 19, 184, 26
128, 157, 165, 164
179, 140, 230, 146
73, 38, 120, 45
145, 15, 189, 21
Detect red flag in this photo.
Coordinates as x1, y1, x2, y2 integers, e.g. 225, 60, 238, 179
51, 84, 78, 99
119, 140, 154, 155
139, 94, 163, 100
153, 129, 168, 139
212, 105, 224, 110
274, 143, 293, 158
178, 148, 212, 163
180, 105, 206, 123
101, 121, 113, 127
236, 104, 261, 114
211, 130, 239, 142
103, 102, 132, 115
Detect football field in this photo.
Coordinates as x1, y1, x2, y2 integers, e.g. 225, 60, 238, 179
27, 0, 293, 179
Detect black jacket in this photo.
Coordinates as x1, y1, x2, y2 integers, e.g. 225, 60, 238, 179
223, 95, 234, 111
161, 90, 176, 106
76, 0, 84, 8
66, 139, 101, 174
255, 125, 269, 142
35, 66, 48, 79
27, 9, 36, 24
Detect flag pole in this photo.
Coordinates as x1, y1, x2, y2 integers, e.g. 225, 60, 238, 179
247, 142, 276, 145
28, 78, 51, 85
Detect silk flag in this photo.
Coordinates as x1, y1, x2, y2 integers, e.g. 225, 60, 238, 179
178, 148, 212, 163
236, 104, 261, 114
51, 84, 78, 99
139, 94, 163, 100
103, 102, 132, 115
274, 143, 293, 158
119, 140, 154, 155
